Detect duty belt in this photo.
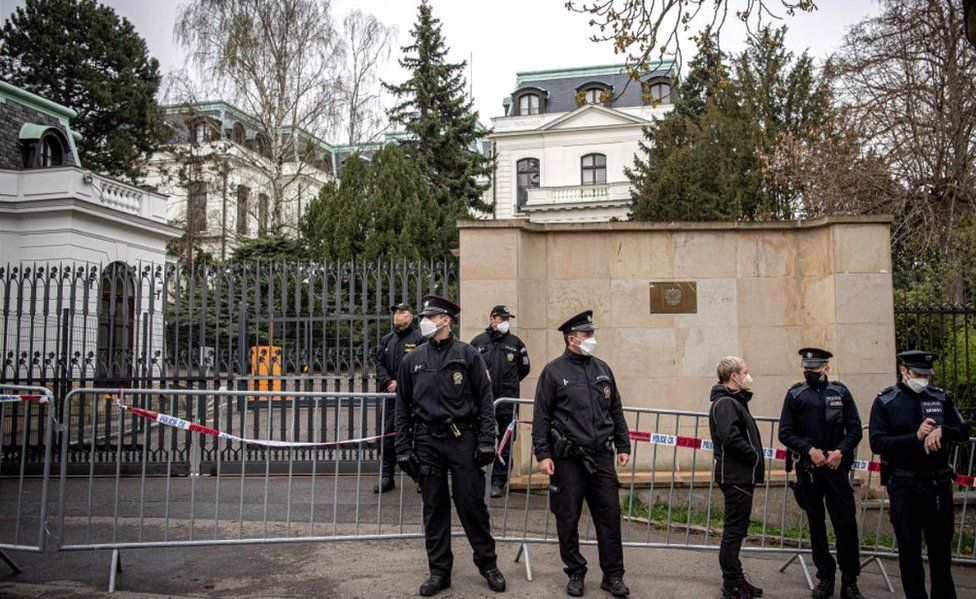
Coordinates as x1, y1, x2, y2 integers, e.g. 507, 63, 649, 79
550, 428, 613, 474
414, 420, 474, 438
890, 467, 953, 482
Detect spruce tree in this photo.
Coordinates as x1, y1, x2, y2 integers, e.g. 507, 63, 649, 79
0, 0, 163, 180
385, 0, 493, 224
628, 27, 832, 222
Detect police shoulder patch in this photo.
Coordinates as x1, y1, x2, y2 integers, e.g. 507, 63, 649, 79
788, 382, 808, 399
826, 382, 848, 395
924, 386, 947, 402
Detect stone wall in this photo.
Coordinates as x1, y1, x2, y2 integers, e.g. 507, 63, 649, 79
458, 217, 896, 470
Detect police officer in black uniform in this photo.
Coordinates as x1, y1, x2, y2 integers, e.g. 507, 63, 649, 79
373, 302, 424, 493
779, 348, 865, 599
470, 305, 530, 498
532, 310, 631, 598
869, 350, 970, 599
394, 295, 505, 596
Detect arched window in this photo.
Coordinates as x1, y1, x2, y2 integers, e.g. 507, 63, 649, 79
644, 79, 673, 105
581, 153, 607, 185
231, 123, 246, 145
576, 81, 612, 106
518, 93, 541, 115
516, 158, 540, 211
96, 262, 136, 387
236, 185, 250, 236
40, 133, 65, 167
253, 133, 269, 157
20, 125, 69, 168
190, 118, 215, 144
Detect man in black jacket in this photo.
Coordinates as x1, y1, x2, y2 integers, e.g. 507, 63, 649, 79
373, 302, 424, 493
470, 305, 530, 497
395, 295, 505, 596
779, 348, 864, 599
709, 356, 765, 599
532, 310, 631, 598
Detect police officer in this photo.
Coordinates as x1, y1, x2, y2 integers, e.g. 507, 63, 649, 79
779, 348, 865, 599
470, 305, 530, 498
532, 310, 631, 598
869, 350, 970, 599
394, 295, 505, 596
373, 302, 424, 493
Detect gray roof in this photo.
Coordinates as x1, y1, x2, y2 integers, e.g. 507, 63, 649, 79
507, 61, 676, 115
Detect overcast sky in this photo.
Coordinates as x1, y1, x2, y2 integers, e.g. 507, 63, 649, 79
3, 0, 881, 130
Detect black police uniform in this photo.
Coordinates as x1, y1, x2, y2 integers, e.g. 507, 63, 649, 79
470, 305, 530, 488
868, 350, 970, 599
532, 310, 630, 587
778, 348, 863, 589
373, 304, 424, 481
394, 296, 499, 583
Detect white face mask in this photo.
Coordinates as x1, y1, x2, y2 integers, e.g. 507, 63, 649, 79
494, 320, 510, 335
733, 372, 754, 391
577, 337, 598, 356
420, 317, 442, 338
906, 377, 929, 393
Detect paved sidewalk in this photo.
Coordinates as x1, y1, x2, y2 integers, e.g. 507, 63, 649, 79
4, 538, 976, 598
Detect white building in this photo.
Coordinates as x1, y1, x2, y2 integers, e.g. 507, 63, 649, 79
488, 62, 676, 223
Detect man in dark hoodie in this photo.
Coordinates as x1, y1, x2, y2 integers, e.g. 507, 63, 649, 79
709, 356, 765, 599
470, 305, 530, 497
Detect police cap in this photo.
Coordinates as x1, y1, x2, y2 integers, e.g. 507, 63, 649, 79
558, 310, 597, 333
798, 347, 833, 368
897, 350, 938, 375
418, 295, 460, 318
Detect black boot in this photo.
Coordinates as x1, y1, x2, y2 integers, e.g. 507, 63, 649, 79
812, 578, 834, 599
481, 567, 506, 592
840, 581, 864, 599
722, 580, 751, 599
372, 477, 395, 494
490, 484, 505, 498
566, 573, 585, 597
740, 574, 763, 597
419, 573, 451, 596
600, 576, 629, 598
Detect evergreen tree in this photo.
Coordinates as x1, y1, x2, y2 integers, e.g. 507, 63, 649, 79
0, 0, 163, 180
385, 0, 493, 224
628, 27, 832, 222
300, 144, 448, 261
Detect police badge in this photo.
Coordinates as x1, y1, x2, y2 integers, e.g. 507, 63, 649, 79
604, 385, 611, 399
507, 353, 514, 362
453, 372, 463, 385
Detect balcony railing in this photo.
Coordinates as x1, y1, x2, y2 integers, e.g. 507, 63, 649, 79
523, 181, 630, 210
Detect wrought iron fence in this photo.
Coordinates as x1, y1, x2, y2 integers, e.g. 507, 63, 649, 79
0, 259, 457, 470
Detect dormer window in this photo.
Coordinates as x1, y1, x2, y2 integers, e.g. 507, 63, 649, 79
19, 124, 69, 169
190, 117, 217, 144
518, 93, 541, 115
512, 86, 547, 115
575, 81, 612, 106
231, 123, 246, 145
643, 78, 673, 105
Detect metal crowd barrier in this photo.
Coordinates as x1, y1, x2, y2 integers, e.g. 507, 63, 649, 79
489, 398, 976, 592
54, 387, 423, 592
0, 384, 56, 573
2, 387, 974, 594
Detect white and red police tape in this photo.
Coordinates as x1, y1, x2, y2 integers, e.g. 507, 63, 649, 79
496, 420, 976, 489
0, 393, 49, 404
113, 392, 393, 448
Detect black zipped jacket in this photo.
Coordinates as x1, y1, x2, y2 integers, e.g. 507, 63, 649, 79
709, 384, 765, 486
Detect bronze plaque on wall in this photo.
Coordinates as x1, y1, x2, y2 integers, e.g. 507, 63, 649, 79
649, 282, 697, 314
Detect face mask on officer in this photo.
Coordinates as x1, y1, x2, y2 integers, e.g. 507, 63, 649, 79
803, 367, 827, 387
569, 333, 597, 356
393, 310, 413, 331
902, 367, 930, 393
494, 320, 510, 335
420, 315, 447, 338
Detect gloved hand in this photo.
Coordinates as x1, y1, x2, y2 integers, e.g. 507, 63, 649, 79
397, 451, 420, 479
476, 444, 496, 467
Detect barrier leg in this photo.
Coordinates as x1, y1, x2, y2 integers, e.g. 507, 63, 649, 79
860, 555, 895, 594
514, 542, 533, 582
0, 549, 23, 574
108, 548, 122, 593
778, 552, 814, 590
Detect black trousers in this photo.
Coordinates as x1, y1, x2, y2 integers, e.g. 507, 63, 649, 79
797, 466, 860, 583
491, 411, 513, 487
719, 483, 754, 583
415, 430, 497, 576
888, 479, 956, 599
379, 394, 396, 478
549, 451, 624, 580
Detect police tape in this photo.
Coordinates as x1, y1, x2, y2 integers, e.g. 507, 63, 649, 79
0, 393, 49, 403
116, 395, 394, 448
627, 430, 976, 489
494, 421, 976, 489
